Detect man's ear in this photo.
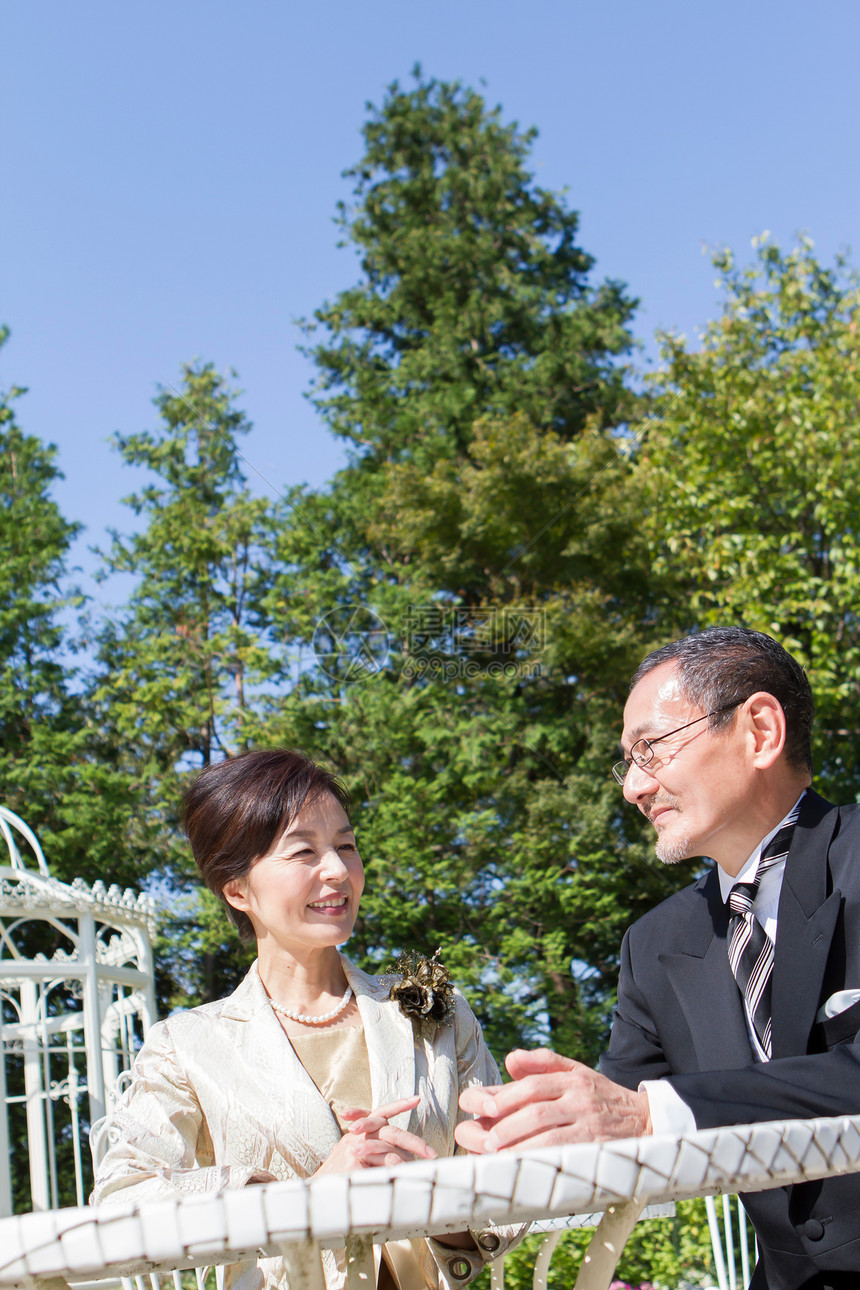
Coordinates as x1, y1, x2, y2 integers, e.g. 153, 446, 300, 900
746, 692, 786, 768
222, 877, 249, 913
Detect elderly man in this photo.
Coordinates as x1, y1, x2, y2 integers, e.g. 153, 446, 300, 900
456, 627, 860, 1290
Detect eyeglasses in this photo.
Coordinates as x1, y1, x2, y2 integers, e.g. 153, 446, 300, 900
611, 702, 742, 785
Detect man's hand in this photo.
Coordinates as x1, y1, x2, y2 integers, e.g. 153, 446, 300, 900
455, 1048, 652, 1152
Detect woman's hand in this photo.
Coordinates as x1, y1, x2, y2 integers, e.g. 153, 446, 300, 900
315, 1095, 437, 1174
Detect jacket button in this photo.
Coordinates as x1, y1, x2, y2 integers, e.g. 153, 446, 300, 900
448, 1258, 472, 1280
801, 1219, 826, 1241
478, 1233, 501, 1252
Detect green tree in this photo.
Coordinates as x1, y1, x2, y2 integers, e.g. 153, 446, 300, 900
258, 74, 668, 1063
303, 68, 635, 564
0, 328, 137, 887
0, 333, 78, 828
94, 361, 278, 1004
639, 236, 860, 799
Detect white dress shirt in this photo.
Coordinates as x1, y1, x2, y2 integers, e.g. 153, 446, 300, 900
641, 793, 806, 1136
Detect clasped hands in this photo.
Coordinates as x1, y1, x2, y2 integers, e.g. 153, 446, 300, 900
246, 1096, 434, 1184
317, 1095, 436, 1173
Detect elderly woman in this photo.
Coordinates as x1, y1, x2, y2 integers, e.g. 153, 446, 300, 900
93, 749, 519, 1289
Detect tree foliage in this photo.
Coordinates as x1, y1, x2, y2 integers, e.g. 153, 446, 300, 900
259, 73, 667, 1064
0, 332, 78, 815
93, 362, 279, 1004
640, 236, 860, 799
97, 362, 276, 769
484, 1198, 715, 1289
306, 70, 633, 466
0, 328, 137, 886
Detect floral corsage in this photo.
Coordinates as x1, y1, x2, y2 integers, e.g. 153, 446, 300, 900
388, 948, 455, 1035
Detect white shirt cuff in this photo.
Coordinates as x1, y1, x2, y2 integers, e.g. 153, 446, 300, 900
640, 1079, 696, 1136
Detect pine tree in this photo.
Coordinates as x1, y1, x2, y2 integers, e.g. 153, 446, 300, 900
93, 362, 278, 1003
259, 75, 664, 1062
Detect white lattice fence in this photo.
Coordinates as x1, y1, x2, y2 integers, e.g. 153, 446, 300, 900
2, 1113, 860, 1289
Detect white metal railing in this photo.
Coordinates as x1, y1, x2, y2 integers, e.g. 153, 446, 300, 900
705, 1193, 755, 1290
3, 1112, 860, 1290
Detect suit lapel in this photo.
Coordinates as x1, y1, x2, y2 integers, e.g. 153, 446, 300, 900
343, 956, 416, 1129
660, 871, 753, 1068
661, 792, 844, 1067
771, 790, 841, 1059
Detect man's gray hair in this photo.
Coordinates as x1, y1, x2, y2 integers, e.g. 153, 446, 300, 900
632, 626, 814, 773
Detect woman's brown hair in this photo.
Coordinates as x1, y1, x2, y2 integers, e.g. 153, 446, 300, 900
183, 749, 351, 942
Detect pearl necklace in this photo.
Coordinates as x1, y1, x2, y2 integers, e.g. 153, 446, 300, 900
269, 985, 354, 1026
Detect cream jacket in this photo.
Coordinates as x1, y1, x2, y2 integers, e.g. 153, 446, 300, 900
92, 957, 519, 1288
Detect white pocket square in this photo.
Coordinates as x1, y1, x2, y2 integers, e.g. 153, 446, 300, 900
816, 989, 860, 1023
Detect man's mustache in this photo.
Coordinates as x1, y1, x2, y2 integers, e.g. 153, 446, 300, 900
643, 794, 681, 823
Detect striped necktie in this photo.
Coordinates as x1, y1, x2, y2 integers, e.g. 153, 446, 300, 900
726, 810, 800, 1060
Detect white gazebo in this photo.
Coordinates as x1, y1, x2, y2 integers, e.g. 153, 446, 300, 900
0, 805, 157, 1217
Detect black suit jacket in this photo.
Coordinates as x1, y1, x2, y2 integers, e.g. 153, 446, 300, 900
600, 790, 860, 1290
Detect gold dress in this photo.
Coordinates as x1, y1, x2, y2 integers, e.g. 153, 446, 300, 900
291, 1025, 425, 1290
288, 1024, 372, 1131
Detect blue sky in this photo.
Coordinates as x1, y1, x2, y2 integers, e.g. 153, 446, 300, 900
3, 1, 859, 603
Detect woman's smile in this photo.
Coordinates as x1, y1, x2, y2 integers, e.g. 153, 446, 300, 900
308, 894, 351, 914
